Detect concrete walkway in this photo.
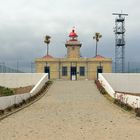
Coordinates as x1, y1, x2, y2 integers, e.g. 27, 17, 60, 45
0, 81, 140, 140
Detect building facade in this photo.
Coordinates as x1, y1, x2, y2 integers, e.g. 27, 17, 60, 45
35, 29, 112, 80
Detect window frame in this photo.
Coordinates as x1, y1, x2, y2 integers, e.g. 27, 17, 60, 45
62, 66, 67, 76
79, 66, 85, 76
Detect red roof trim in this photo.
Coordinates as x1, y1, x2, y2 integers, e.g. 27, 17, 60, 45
42, 54, 53, 59
94, 55, 105, 59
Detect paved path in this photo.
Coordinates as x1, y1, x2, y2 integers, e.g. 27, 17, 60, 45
0, 81, 140, 140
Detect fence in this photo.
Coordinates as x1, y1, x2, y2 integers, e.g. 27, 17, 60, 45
1, 61, 140, 73
0, 61, 35, 73
111, 61, 140, 73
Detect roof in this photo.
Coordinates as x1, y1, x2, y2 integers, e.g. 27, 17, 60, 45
94, 55, 105, 59
42, 54, 54, 59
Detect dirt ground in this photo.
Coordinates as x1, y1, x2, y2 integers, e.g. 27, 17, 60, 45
12, 85, 34, 94
0, 80, 140, 140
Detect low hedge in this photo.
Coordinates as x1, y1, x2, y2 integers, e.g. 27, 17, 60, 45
95, 80, 133, 112
0, 86, 14, 96
95, 80, 107, 95
0, 80, 53, 117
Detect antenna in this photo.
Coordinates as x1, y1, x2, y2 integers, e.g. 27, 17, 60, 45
112, 13, 128, 16
112, 12, 128, 73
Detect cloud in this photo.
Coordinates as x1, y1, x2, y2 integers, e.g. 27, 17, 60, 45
0, 0, 140, 68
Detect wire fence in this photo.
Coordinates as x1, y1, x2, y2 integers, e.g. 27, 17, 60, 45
112, 62, 140, 73
0, 61, 35, 73
0, 61, 140, 73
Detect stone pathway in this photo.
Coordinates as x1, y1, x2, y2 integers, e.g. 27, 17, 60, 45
0, 80, 140, 140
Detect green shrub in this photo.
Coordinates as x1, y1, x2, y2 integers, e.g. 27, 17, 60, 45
95, 80, 107, 95
135, 108, 140, 117
0, 110, 4, 115
46, 80, 53, 86
114, 99, 133, 111
0, 86, 14, 96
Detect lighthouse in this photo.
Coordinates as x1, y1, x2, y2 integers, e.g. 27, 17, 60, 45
35, 28, 112, 80
65, 29, 82, 58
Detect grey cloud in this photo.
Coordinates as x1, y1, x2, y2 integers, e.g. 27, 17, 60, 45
0, 0, 140, 67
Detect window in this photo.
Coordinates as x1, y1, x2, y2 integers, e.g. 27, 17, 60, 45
80, 67, 85, 76
62, 66, 67, 76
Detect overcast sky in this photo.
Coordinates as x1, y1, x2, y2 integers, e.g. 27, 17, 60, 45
0, 0, 140, 65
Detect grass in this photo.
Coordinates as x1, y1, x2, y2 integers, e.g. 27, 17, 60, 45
0, 86, 14, 96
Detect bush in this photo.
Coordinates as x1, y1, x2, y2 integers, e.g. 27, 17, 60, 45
135, 108, 140, 117
95, 80, 107, 95
95, 80, 133, 112
114, 99, 133, 111
46, 81, 53, 86
0, 110, 4, 115
0, 86, 14, 96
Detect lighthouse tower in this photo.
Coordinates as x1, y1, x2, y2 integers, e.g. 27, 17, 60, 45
65, 29, 82, 58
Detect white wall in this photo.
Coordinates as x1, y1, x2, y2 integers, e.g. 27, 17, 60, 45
98, 73, 140, 108
0, 73, 48, 110
0, 73, 45, 88
98, 73, 115, 98
30, 74, 48, 96
0, 93, 30, 110
102, 73, 140, 93
115, 92, 140, 108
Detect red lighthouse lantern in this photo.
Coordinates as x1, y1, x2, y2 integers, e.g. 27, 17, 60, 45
69, 29, 78, 41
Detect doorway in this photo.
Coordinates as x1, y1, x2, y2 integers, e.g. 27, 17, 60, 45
44, 66, 50, 79
97, 66, 103, 79
71, 66, 77, 80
